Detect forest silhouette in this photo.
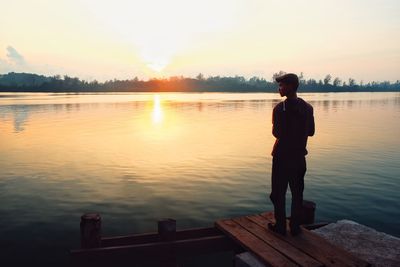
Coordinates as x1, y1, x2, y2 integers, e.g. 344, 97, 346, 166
0, 71, 398, 92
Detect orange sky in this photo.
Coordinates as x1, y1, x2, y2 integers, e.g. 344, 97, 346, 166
0, 0, 399, 82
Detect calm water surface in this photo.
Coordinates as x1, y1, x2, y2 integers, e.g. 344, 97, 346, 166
0, 92, 399, 265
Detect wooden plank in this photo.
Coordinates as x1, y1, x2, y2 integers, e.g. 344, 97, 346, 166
233, 216, 323, 267
215, 219, 297, 267
261, 212, 370, 267
250, 212, 370, 267
101, 227, 221, 247
71, 235, 238, 266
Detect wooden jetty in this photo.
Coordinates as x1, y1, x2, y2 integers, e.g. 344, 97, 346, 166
71, 206, 371, 266
216, 211, 371, 267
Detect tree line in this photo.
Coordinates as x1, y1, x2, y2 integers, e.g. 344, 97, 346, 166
0, 71, 398, 92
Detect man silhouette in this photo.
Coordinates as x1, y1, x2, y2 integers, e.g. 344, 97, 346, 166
268, 73, 315, 236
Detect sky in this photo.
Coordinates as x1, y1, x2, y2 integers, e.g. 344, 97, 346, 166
0, 0, 399, 82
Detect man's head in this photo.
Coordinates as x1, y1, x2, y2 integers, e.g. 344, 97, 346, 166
275, 73, 299, 97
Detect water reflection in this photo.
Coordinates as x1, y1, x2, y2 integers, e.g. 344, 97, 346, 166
152, 94, 163, 124
13, 105, 30, 132
0, 92, 399, 267
1, 93, 399, 134
0, 105, 31, 133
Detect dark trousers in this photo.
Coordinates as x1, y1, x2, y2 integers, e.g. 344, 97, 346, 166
269, 155, 306, 229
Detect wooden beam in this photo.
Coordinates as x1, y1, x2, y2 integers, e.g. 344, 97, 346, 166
101, 227, 221, 247
70, 235, 240, 266
101, 232, 159, 247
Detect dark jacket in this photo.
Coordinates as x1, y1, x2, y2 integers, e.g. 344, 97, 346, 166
272, 97, 315, 157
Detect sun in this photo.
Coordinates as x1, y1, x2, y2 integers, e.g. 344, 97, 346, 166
146, 60, 169, 73
139, 44, 173, 73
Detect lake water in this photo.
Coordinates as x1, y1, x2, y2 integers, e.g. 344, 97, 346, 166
0, 92, 399, 266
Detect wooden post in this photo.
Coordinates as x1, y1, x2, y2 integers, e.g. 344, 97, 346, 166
158, 218, 176, 241
80, 213, 101, 249
301, 200, 316, 225
158, 218, 177, 267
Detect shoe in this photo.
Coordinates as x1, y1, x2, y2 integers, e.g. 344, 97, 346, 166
290, 225, 301, 236
267, 223, 286, 236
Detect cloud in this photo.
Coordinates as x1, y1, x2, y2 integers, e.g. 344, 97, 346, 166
0, 46, 88, 79
0, 46, 30, 73
6, 46, 26, 66
0, 57, 13, 73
